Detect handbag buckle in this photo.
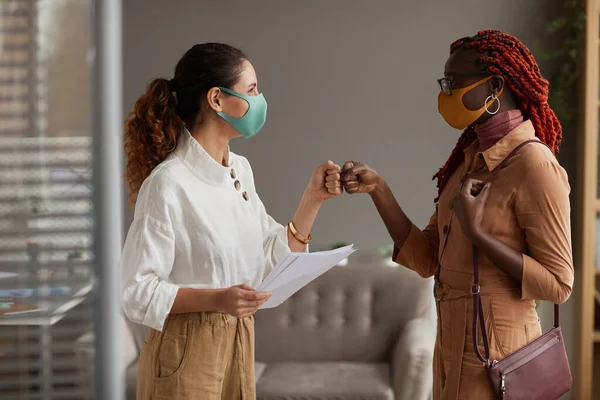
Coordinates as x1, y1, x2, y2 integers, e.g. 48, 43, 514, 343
471, 284, 480, 295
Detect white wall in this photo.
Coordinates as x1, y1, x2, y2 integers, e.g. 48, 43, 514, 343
122, 1, 573, 397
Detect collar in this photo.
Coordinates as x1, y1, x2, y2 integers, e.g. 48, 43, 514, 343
464, 120, 536, 171
174, 128, 234, 187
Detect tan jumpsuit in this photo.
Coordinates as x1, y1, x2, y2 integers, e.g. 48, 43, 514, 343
393, 120, 574, 400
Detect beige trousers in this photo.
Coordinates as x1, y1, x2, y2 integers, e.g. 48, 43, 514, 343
136, 312, 256, 400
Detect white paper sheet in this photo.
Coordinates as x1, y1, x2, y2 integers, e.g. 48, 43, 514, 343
257, 245, 356, 309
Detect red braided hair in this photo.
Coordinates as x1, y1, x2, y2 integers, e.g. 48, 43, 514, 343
433, 30, 562, 203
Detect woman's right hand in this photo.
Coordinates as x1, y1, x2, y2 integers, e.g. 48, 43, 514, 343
341, 161, 381, 194
217, 284, 271, 318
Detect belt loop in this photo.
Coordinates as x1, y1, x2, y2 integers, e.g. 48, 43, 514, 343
434, 279, 444, 302
193, 311, 201, 327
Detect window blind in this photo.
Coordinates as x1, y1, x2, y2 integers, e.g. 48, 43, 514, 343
0, 1, 95, 398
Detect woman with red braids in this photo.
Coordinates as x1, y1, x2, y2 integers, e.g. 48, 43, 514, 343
341, 30, 573, 399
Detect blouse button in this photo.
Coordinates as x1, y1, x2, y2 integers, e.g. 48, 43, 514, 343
230, 169, 236, 179
478, 153, 484, 160
234, 180, 241, 191
242, 192, 249, 201
443, 225, 449, 235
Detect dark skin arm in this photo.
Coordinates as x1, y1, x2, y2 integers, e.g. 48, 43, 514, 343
342, 161, 524, 285
453, 179, 523, 283
341, 161, 413, 250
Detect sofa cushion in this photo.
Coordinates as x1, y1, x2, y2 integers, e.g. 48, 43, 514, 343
255, 265, 433, 364
256, 362, 393, 400
392, 318, 435, 400
255, 361, 267, 382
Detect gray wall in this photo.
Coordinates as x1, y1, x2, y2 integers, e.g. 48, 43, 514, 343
122, 0, 566, 250
122, 1, 573, 397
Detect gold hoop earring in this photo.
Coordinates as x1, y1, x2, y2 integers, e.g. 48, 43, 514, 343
484, 94, 501, 115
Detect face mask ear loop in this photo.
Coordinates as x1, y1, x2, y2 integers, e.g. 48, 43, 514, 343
484, 93, 501, 115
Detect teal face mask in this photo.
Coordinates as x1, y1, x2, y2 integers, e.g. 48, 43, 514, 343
217, 87, 267, 138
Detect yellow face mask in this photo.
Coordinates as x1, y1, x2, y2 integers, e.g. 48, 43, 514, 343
437, 76, 503, 130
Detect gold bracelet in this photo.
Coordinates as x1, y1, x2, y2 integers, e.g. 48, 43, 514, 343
288, 221, 312, 244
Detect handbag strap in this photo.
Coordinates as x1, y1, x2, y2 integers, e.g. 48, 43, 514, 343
470, 139, 560, 366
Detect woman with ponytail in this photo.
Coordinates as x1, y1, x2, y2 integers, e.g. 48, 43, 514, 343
340, 31, 574, 399
121, 43, 342, 399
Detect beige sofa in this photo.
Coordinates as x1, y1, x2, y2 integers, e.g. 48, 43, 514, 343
76, 264, 436, 399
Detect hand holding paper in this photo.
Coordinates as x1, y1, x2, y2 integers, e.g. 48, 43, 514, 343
257, 244, 356, 309
218, 284, 271, 319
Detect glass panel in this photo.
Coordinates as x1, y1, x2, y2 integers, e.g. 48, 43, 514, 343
0, 1, 94, 398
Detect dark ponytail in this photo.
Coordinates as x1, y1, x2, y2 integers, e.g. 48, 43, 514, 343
124, 43, 247, 204
124, 78, 183, 204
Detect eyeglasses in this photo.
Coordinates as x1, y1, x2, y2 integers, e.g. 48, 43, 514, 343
437, 71, 491, 96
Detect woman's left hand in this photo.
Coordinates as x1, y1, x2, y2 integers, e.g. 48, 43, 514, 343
454, 179, 491, 241
305, 160, 342, 202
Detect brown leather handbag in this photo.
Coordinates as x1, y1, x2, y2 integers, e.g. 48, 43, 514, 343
472, 247, 572, 399
471, 139, 572, 400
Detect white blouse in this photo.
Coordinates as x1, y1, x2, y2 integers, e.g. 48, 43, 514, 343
120, 129, 289, 331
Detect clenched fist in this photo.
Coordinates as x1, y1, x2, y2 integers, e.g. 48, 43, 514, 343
341, 161, 381, 194
453, 179, 491, 241
305, 160, 343, 202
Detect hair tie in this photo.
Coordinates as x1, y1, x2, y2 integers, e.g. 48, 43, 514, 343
167, 78, 179, 92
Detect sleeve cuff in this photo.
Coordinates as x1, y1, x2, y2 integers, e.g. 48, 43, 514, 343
520, 253, 542, 301
142, 280, 179, 332
393, 223, 419, 265
273, 224, 291, 259
262, 225, 292, 279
